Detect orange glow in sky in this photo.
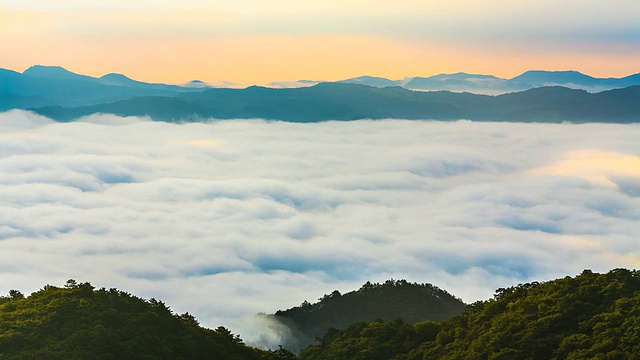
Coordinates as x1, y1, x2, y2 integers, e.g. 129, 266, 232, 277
2, 1, 640, 85
531, 150, 640, 188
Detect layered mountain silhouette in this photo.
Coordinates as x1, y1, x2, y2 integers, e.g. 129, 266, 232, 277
339, 70, 640, 94
0, 65, 206, 110
32, 83, 640, 123
1, 65, 639, 122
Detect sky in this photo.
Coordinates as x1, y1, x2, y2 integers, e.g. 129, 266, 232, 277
1, 0, 640, 84
1, 110, 639, 347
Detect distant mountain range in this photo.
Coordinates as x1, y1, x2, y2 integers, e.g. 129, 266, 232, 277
0, 65, 204, 109
32, 82, 640, 123
339, 71, 640, 95
1, 65, 639, 123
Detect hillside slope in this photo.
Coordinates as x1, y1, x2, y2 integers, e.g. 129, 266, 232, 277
273, 279, 465, 352
0, 280, 294, 360
299, 269, 640, 360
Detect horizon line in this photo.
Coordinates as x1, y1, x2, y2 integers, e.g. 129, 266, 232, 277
4, 64, 640, 88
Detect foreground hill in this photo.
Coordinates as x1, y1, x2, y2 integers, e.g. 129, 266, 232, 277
3, 270, 640, 358
272, 279, 465, 351
0, 280, 294, 360
32, 83, 640, 123
299, 269, 640, 360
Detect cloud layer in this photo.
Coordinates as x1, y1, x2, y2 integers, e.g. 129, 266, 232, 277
1, 110, 639, 346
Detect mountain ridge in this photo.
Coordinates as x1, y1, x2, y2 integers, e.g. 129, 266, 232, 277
341, 69, 640, 94
3, 65, 640, 95
2, 65, 640, 122
0, 65, 205, 110
23, 65, 95, 81
29, 82, 640, 123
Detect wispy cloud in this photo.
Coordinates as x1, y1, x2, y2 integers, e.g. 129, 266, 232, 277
1, 111, 639, 346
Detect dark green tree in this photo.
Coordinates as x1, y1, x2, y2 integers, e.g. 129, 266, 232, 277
299, 269, 640, 360
0, 280, 296, 360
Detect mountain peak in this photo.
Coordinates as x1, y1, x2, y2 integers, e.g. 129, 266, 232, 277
182, 80, 212, 88
511, 70, 595, 84
338, 76, 400, 88
517, 69, 585, 76
100, 73, 132, 81
23, 65, 89, 80
98, 73, 139, 86
428, 72, 501, 80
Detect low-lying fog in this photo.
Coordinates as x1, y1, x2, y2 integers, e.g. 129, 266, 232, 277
1, 110, 638, 347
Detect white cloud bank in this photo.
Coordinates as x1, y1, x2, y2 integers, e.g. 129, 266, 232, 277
1, 109, 639, 346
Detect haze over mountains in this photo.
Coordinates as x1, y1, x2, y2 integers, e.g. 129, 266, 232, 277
1, 65, 639, 123
340, 70, 640, 95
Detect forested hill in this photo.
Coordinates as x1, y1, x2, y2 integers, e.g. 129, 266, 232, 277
0, 280, 295, 360
4, 270, 640, 359
298, 269, 640, 360
273, 279, 466, 351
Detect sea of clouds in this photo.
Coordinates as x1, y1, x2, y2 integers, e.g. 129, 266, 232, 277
1, 109, 639, 347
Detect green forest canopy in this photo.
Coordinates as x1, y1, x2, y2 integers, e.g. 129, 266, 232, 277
274, 279, 465, 351
299, 269, 640, 360
3, 269, 640, 359
0, 279, 295, 360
